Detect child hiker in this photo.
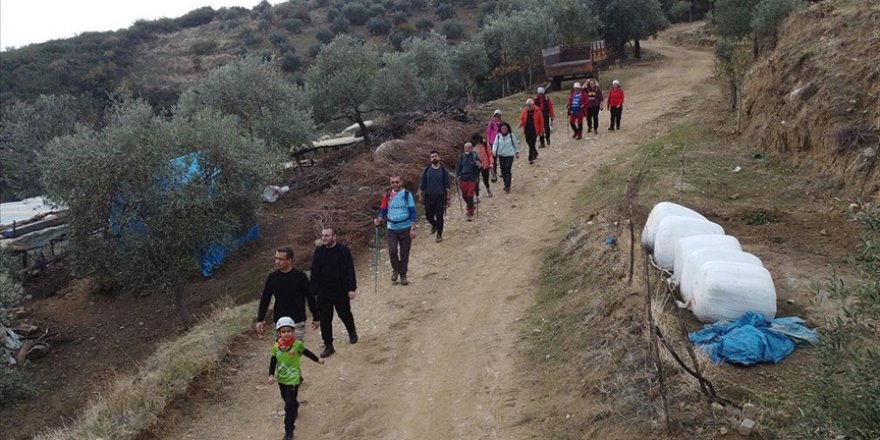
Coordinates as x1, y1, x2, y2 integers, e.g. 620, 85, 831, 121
268, 316, 324, 440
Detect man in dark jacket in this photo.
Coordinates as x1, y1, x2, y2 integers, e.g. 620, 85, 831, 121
456, 142, 481, 221
417, 150, 451, 243
310, 227, 358, 358
255, 247, 321, 341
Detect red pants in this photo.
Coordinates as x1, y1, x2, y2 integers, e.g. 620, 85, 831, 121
459, 180, 477, 216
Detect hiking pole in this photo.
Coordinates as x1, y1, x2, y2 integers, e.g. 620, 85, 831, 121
453, 174, 464, 216
372, 226, 380, 296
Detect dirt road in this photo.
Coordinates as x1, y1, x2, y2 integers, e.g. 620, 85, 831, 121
156, 24, 714, 440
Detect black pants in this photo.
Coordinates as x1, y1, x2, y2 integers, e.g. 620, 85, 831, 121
498, 155, 514, 191
278, 383, 300, 438
387, 227, 411, 276
540, 116, 551, 146
318, 292, 356, 346
609, 107, 623, 130
525, 133, 538, 162
424, 195, 446, 236
586, 106, 600, 132
480, 168, 491, 193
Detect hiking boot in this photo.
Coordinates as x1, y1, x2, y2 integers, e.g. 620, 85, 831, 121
529, 160, 534, 165
319, 344, 335, 358
474, 195, 481, 204
435, 234, 443, 243
487, 188, 494, 197
430, 225, 437, 235
400, 275, 409, 285
391, 271, 399, 285
504, 187, 510, 193
608, 126, 615, 131
466, 215, 473, 222
546, 138, 551, 146
349, 332, 358, 344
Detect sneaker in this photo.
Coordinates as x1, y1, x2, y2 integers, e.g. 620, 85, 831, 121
466, 215, 473, 222
430, 225, 436, 235
608, 127, 615, 131
488, 188, 494, 197
474, 195, 481, 204
546, 139, 551, 146
400, 275, 409, 285
504, 187, 510, 193
319, 345, 335, 358
391, 271, 399, 285
349, 333, 358, 344
529, 160, 534, 165
436, 234, 443, 243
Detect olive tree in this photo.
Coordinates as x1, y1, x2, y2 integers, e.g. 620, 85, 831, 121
450, 40, 490, 103
479, 9, 559, 91
597, 0, 669, 59
305, 35, 384, 146
549, 0, 601, 44
176, 57, 315, 153
751, 0, 803, 53
41, 100, 275, 328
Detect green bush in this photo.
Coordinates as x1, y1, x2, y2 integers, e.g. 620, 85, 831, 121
316, 28, 335, 44
330, 17, 350, 34
282, 17, 304, 34
391, 10, 409, 25
280, 53, 303, 72
0, 364, 37, 408
368, 4, 387, 17
257, 19, 272, 31
309, 43, 323, 58
670, 1, 693, 22
752, 0, 803, 44
415, 18, 435, 31
191, 40, 219, 55
177, 6, 216, 28
805, 207, 880, 439
342, 3, 370, 25
440, 19, 465, 39
239, 28, 263, 47
0, 248, 27, 326
367, 17, 392, 35
270, 31, 289, 47
435, 4, 456, 19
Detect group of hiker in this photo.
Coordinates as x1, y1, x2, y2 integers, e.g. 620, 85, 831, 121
258, 79, 626, 440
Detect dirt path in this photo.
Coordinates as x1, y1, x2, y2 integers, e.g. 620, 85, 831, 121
155, 24, 714, 440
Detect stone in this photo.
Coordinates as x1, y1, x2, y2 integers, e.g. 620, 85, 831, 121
739, 418, 756, 435
729, 193, 740, 200
742, 403, 757, 419
719, 427, 728, 435
711, 402, 725, 413
820, 229, 829, 236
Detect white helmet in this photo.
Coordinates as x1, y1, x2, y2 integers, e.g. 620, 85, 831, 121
537, 87, 545, 94
275, 316, 296, 330
612, 79, 620, 86
573, 82, 582, 89
526, 98, 534, 105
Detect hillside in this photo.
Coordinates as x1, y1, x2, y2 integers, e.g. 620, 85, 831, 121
740, 0, 880, 201
0, 0, 486, 109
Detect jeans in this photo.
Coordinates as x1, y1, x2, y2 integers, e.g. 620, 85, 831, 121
387, 227, 412, 276
424, 195, 446, 236
498, 155, 514, 190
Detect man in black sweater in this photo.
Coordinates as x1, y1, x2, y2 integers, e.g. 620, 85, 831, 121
255, 247, 321, 340
310, 227, 359, 358
417, 150, 451, 243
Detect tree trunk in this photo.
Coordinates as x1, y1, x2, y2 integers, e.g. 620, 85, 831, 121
735, 86, 743, 134
354, 109, 371, 147
634, 39, 642, 59
618, 41, 628, 62
174, 284, 195, 330
729, 78, 737, 110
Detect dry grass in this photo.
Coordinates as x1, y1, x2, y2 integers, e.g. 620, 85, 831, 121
33, 300, 254, 440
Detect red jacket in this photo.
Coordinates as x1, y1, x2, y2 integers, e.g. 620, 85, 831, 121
519, 107, 545, 135
607, 87, 625, 108
477, 140, 494, 169
533, 95, 555, 118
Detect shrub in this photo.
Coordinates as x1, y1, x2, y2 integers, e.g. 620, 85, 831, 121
368, 4, 386, 17
1, 248, 27, 326
280, 53, 303, 72
327, 7, 342, 22
805, 207, 880, 439
309, 43, 323, 58
391, 10, 409, 25
257, 18, 272, 31
0, 364, 37, 408
440, 19, 465, 39
294, 5, 312, 23
282, 17, 304, 34
269, 31, 289, 47
435, 4, 456, 19
752, 0, 803, 45
191, 40, 219, 55
342, 3, 370, 25
367, 17, 392, 35
415, 18, 434, 31
239, 28, 263, 46
316, 28, 335, 44
410, 0, 428, 11
330, 16, 350, 34
392, 0, 411, 14
177, 6, 216, 28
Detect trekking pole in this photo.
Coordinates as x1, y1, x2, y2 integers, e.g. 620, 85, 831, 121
453, 175, 464, 216
373, 226, 380, 295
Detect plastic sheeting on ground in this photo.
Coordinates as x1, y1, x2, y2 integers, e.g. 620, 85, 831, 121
200, 225, 260, 277
688, 312, 818, 365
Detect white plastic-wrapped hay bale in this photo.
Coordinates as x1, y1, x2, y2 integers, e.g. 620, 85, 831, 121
691, 261, 776, 323
641, 202, 707, 252
653, 216, 725, 270
670, 234, 743, 285
679, 249, 764, 303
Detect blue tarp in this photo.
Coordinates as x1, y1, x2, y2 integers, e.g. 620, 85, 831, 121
200, 224, 260, 277
689, 312, 818, 366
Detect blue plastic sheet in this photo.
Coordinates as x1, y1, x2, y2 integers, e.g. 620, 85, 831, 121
689, 312, 818, 365
200, 224, 260, 277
